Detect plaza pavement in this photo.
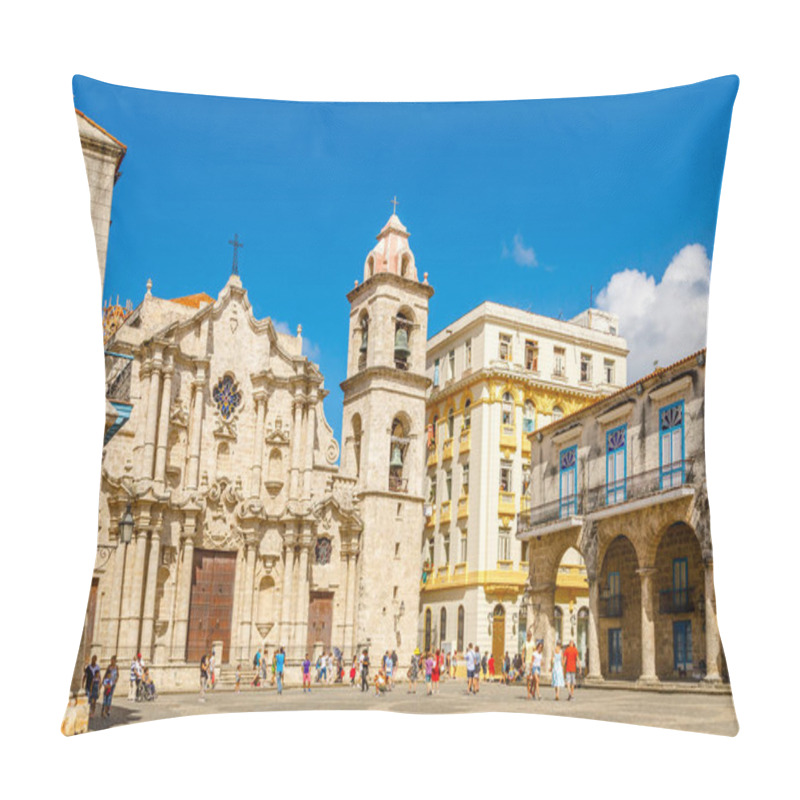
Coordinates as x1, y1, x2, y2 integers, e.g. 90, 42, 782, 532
88, 676, 738, 736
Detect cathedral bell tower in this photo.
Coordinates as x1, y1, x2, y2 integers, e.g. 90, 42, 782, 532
340, 211, 433, 660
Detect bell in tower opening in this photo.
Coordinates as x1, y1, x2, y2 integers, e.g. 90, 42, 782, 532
394, 313, 411, 370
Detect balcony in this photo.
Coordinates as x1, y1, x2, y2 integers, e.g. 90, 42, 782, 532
659, 588, 695, 614
599, 595, 624, 618
388, 475, 408, 493
442, 437, 454, 461
498, 491, 516, 516
425, 507, 436, 528
457, 495, 469, 519
518, 460, 695, 533
440, 500, 452, 524
500, 424, 517, 450
459, 427, 471, 455
427, 446, 438, 467
519, 495, 531, 518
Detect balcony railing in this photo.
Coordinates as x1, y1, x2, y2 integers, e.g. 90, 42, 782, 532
457, 495, 469, 519
459, 428, 471, 454
388, 475, 408, 493
659, 588, 695, 614
105, 351, 133, 402
427, 446, 438, 467
599, 595, 624, 618
442, 438, 454, 461
440, 500, 452, 524
518, 460, 695, 530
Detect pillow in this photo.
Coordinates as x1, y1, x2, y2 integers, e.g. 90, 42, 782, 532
64, 74, 738, 736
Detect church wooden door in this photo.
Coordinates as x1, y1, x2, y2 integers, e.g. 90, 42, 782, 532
186, 549, 236, 663
307, 592, 334, 655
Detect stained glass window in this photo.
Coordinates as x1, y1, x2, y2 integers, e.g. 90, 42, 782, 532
315, 538, 332, 565
212, 375, 242, 420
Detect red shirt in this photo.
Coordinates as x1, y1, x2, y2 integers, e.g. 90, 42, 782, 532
563, 645, 579, 672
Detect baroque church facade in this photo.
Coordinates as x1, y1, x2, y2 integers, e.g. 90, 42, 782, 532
95, 214, 430, 688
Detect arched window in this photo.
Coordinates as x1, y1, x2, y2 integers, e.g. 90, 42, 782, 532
554, 606, 563, 644
394, 312, 411, 370
357, 312, 369, 370
351, 414, 362, 478
447, 407, 455, 438
523, 400, 536, 433
440, 607, 447, 644
424, 608, 432, 653
457, 605, 465, 652
502, 392, 514, 426
463, 399, 471, 430
389, 417, 408, 493
216, 441, 231, 477
266, 448, 283, 490
552, 406, 564, 422
400, 252, 411, 278
367, 254, 375, 278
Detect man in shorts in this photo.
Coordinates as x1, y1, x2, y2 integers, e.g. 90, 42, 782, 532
465, 644, 475, 693
302, 654, 312, 693
523, 629, 537, 699
563, 638, 581, 700
472, 646, 481, 693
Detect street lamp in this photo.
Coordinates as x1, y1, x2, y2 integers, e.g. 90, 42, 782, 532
119, 504, 134, 544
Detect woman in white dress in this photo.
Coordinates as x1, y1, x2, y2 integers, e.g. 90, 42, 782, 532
551, 642, 565, 700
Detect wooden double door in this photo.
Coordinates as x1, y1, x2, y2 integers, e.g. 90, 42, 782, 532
186, 549, 236, 663
307, 592, 334, 655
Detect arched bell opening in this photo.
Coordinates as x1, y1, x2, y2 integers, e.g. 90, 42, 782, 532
394, 311, 412, 370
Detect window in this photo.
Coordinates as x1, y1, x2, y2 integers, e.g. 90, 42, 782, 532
552, 406, 563, 421
463, 399, 471, 429
457, 606, 465, 652
553, 347, 566, 377
604, 359, 615, 384
521, 540, 529, 563
523, 400, 535, 433
672, 557, 690, 612
502, 392, 514, 426
608, 628, 623, 673
522, 463, 530, 497
580, 353, 592, 383
448, 349, 455, 381
659, 400, 685, 488
607, 571, 622, 617
606, 425, 627, 505
442, 534, 450, 565
424, 609, 432, 652
357, 314, 369, 370
499, 333, 512, 361
525, 339, 538, 371
498, 529, 511, 561
428, 474, 437, 504
427, 537, 435, 566
433, 358, 440, 387
500, 460, 513, 492
445, 469, 452, 501
465, 338, 472, 368
459, 530, 468, 563
461, 462, 470, 495
673, 620, 693, 672
440, 608, 447, 643
559, 446, 577, 517
389, 417, 408, 492
447, 407, 455, 438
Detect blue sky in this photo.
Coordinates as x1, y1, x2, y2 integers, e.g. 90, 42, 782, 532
74, 75, 737, 441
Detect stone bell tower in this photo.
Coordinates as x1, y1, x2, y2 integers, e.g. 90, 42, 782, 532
340, 211, 434, 660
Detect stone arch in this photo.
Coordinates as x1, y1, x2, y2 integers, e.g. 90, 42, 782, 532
267, 448, 283, 484
216, 441, 231, 478
394, 308, 413, 371
398, 249, 416, 279
643, 514, 702, 570
256, 575, 276, 627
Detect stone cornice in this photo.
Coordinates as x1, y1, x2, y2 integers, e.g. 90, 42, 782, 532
340, 366, 431, 395
347, 271, 434, 304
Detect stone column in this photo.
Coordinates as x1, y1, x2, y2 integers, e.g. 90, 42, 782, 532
340, 548, 352, 651
702, 558, 722, 682
238, 542, 258, 662
586, 577, 603, 681
139, 527, 162, 661
170, 520, 196, 661
250, 391, 268, 497
637, 567, 659, 683
289, 393, 304, 498
302, 395, 317, 499
119, 526, 149, 657
153, 364, 174, 486
279, 531, 296, 649
293, 530, 312, 659
142, 349, 164, 479
186, 366, 207, 490
346, 550, 359, 656
101, 538, 127, 661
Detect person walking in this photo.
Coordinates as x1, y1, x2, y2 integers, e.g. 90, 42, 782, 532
530, 641, 544, 699
385, 651, 394, 690
432, 649, 441, 694
523, 630, 536, 699
302, 654, 312, 693
563, 639, 581, 700
360, 649, 370, 692
408, 648, 420, 693
473, 646, 481, 693
424, 651, 434, 695
208, 649, 217, 690
199, 653, 209, 702
275, 647, 285, 695
100, 656, 118, 719
465, 644, 475, 694
128, 655, 138, 701
253, 647, 262, 685
551, 642, 565, 700
84, 655, 101, 717
451, 651, 458, 680
481, 650, 488, 681
260, 648, 269, 687
235, 663, 242, 694
349, 656, 357, 687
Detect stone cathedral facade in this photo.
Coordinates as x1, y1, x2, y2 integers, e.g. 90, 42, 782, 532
94, 214, 429, 688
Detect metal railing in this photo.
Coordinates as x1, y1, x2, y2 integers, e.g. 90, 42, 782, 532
659, 588, 695, 614
518, 460, 695, 531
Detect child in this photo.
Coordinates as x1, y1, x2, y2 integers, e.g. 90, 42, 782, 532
374, 669, 387, 696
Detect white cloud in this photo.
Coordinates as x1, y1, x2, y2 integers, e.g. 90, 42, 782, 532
273, 320, 321, 362
595, 244, 711, 380
502, 233, 538, 267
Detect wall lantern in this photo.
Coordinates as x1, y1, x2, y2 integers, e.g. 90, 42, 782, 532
118, 503, 134, 545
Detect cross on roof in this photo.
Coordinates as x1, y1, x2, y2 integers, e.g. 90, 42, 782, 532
391, 195, 399, 215
228, 234, 243, 275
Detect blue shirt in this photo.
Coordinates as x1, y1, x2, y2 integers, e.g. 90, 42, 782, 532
302, 659, 310, 674
276, 652, 285, 672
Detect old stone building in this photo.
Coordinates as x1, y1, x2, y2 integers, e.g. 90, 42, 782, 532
90, 213, 430, 689
518, 349, 727, 684
76, 110, 126, 287
421, 303, 626, 664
